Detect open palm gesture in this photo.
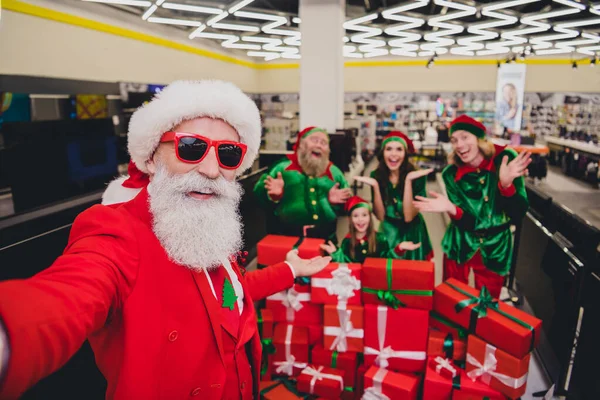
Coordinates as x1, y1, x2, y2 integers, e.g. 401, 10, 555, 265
265, 172, 284, 197
499, 151, 532, 188
328, 183, 352, 205
320, 241, 337, 255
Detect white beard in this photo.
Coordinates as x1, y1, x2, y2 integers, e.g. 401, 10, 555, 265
147, 163, 244, 271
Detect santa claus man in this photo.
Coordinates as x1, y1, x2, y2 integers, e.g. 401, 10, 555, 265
0, 80, 331, 399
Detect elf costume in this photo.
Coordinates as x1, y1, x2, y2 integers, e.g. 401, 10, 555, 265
371, 131, 433, 261
254, 126, 349, 241
330, 196, 407, 264
442, 115, 529, 298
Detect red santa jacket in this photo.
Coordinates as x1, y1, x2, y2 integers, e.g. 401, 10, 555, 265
0, 187, 295, 399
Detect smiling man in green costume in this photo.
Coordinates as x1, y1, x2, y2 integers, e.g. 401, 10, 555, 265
254, 126, 351, 242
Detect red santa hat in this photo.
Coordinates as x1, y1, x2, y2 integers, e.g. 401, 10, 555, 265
293, 126, 328, 152
449, 115, 487, 139
381, 131, 415, 154
102, 161, 149, 205
102, 80, 261, 204
344, 196, 372, 214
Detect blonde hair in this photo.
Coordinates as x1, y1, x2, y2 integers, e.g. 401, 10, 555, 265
448, 138, 496, 166
348, 213, 377, 260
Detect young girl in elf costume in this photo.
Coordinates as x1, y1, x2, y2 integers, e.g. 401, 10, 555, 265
320, 196, 421, 264
354, 131, 434, 261
414, 115, 530, 298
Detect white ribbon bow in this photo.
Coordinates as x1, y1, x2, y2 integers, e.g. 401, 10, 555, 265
301, 366, 344, 394
361, 368, 390, 400
267, 288, 311, 322
363, 306, 426, 368
312, 264, 361, 307
466, 343, 528, 389
273, 325, 308, 376
324, 306, 364, 352
434, 356, 457, 378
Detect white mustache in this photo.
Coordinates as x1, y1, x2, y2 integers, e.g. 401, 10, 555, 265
156, 167, 242, 201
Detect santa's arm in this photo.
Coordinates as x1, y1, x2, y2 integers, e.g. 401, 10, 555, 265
243, 262, 295, 300
0, 206, 139, 399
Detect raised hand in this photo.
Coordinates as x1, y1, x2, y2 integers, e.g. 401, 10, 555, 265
499, 151, 532, 189
413, 191, 455, 214
328, 183, 353, 205
353, 176, 379, 188
406, 168, 434, 182
398, 241, 422, 251
265, 172, 284, 197
319, 241, 337, 255
285, 249, 331, 277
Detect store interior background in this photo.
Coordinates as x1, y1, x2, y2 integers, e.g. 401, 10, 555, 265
1, 0, 600, 399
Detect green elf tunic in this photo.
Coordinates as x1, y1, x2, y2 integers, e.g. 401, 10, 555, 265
370, 171, 434, 261
330, 232, 405, 264
441, 145, 529, 276
254, 155, 349, 239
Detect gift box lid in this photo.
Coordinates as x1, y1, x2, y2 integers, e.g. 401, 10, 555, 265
313, 262, 362, 279
274, 324, 309, 345
364, 365, 419, 395
362, 257, 434, 290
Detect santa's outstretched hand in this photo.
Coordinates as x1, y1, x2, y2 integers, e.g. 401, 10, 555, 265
286, 249, 331, 277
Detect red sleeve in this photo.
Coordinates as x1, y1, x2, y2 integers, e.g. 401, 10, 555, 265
449, 205, 464, 220
244, 262, 294, 301
498, 181, 517, 197
0, 205, 139, 399
393, 245, 406, 257
268, 190, 284, 202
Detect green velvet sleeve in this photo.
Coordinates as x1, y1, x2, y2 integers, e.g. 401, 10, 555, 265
329, 164, 350, 216
375, 232, 397, 258
442, 167, 477, 231
495, 149, 529, 221
413, 174, 427, 198
253, 158, 289, 206
330, 238, 353, 263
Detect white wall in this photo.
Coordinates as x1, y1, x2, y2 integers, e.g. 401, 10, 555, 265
0, 10, 258, 92
257, 62, 600, 93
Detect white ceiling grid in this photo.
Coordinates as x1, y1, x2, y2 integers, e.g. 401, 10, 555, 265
83, 0, 600, 61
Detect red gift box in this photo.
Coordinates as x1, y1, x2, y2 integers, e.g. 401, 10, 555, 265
311, 345, 358, 388
465, 335, 530, 399
428, 329, 467, 361
266, 285, 322, 327
272, 324, 309, 377
311, 263, 362, 306
430, 311, 469, 341
364, 305, 428, 373
363, 366, 418, 400
355, 364, 369, 400
323, 304, 364, 353
362, 257, 434, 310
258, 308, 274, 339
423, 361, 505, 400
297, 365, 345, 399
434, 279, 542, 358
257, 235, 324, 266
259, 380, 305, 400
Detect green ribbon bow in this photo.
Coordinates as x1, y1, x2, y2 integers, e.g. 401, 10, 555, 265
362, 259, 433, 309
446, 282, 536, 352
331, 350, 339, 369
443, 333, 455, 359
260, 377, 309, 399
430, 312, 468, 339
344, 386, 354, 392
260, 338, 276, 377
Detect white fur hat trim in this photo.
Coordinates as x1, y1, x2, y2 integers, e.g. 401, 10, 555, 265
102, 175, 143, 205
127, 80, 261, 176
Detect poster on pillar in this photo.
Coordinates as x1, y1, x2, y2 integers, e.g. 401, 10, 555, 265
495, 64, 527, 132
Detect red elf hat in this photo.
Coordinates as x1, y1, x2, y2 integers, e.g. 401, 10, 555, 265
381, 131, 415, 153
344, 196, 372, 214
293, 126, 329, 152
449, 115, 487, 139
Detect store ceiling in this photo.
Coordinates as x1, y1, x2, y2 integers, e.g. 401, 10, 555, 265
83, 0, 600, 61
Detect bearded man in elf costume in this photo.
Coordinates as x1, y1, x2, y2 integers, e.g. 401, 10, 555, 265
254, 126, 352, 241
0, 80, 331, 399
320, 196, 422, 264
414, 115, 531, 299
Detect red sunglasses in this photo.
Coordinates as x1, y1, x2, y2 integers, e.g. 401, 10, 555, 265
160, 131, 247, 170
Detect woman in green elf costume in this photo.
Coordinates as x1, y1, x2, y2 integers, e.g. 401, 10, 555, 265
354, 132, 434, 261
320, 196, 421, 264
413, 115, 530, 298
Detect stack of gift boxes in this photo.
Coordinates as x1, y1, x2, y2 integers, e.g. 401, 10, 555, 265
256, 235, 542, 400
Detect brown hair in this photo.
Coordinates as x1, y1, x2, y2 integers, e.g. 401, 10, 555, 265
373, 146, 416, 204
348, 212, 377, 260
448, 138, 496, 166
